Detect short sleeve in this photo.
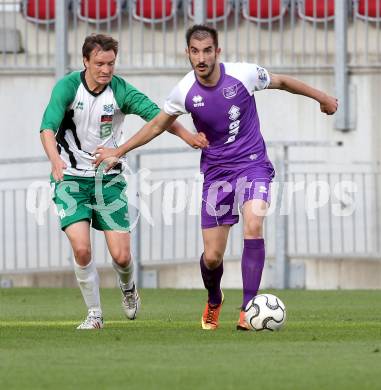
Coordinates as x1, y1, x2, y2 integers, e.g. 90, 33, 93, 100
40, 73, 79, 133
251, 64, 271, 92
111, 76, 160, 122
224, 63, 270, 95
163, 84, 188, 116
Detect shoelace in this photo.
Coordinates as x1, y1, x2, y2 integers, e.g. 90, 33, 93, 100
124, 291, 137, 309
205, 304, 219, 324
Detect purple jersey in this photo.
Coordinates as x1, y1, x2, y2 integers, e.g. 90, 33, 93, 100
164, 62, 273, 174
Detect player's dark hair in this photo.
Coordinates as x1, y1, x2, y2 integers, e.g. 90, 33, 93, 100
186, 25, 219, 48
82, 34, 118, 60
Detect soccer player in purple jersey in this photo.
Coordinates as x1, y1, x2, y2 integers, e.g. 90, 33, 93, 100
94, 25, 338, 330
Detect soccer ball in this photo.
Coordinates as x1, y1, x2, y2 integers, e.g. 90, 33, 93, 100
244, 294, 286, 331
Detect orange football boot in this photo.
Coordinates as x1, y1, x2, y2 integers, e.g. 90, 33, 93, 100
201, 292, 224, 330
236, 310, 251, 331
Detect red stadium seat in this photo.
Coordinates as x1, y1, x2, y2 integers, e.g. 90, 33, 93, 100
23, 0, 56, 23
355, 0, 381, 21
77, 0, 120, 23
297, 0, 335, 22
188, 0, 232, 22
242, 0, 289, 22
133, 0, 176, 22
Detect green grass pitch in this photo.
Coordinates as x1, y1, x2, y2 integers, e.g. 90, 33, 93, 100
1, 288, 381, 390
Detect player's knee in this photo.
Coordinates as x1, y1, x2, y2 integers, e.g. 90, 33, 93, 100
111, 248, 131, 267
73, 246, 91, 266
244, 219, 263, 238
203, 250, 223, 270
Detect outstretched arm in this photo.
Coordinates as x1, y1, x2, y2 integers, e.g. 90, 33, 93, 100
268, 73, 338, 115
94, 111, 208, 170
167, 121, 209, 149
94, 111, 174, 169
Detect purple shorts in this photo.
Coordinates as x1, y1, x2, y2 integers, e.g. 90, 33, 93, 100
201, 164, 275, 229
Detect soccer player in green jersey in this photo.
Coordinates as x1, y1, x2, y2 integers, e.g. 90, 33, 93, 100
40, 34, 207, 329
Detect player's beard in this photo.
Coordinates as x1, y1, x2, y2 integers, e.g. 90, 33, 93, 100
190, 56, 217, 81
197, 62, 216, 80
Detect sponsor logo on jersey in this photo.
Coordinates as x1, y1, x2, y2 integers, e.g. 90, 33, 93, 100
223, 84, 238, 99
192, 95, 204, 107
100, 115, 113, 138
225, 105, 241, 144
75, 101, 84, 110
101, 115, 113, 123
249, 154, 258, 161
259, 185, 268, 194
228, 105, 240, 121
103, 104, 114, 114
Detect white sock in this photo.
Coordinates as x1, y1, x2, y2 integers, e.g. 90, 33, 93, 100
73, 260, 102, 316
113, 260, 134, 291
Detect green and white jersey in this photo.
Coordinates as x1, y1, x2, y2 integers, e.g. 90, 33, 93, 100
40, 71, 160, 177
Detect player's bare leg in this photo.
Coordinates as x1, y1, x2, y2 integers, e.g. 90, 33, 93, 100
104, 231, 140, 320
237, 199, 268, 330
65, 221, 103, 329
200, 225, 230, 330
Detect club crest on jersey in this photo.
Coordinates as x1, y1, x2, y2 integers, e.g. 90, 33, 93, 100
103, 104, 114, 114
192, 95, 204, 107
223, 84, 238, 99
228, 105, 240, 121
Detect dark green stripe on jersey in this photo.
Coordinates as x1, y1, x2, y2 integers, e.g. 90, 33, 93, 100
40, 72, 81, 133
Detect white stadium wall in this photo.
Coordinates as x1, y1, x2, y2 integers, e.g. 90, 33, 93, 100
0, 70, 380, 289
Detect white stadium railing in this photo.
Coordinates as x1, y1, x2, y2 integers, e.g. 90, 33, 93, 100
1, 143, 380, 288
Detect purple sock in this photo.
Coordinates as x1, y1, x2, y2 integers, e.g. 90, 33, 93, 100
200, 254, 223, 305
241, 238, 265, 310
